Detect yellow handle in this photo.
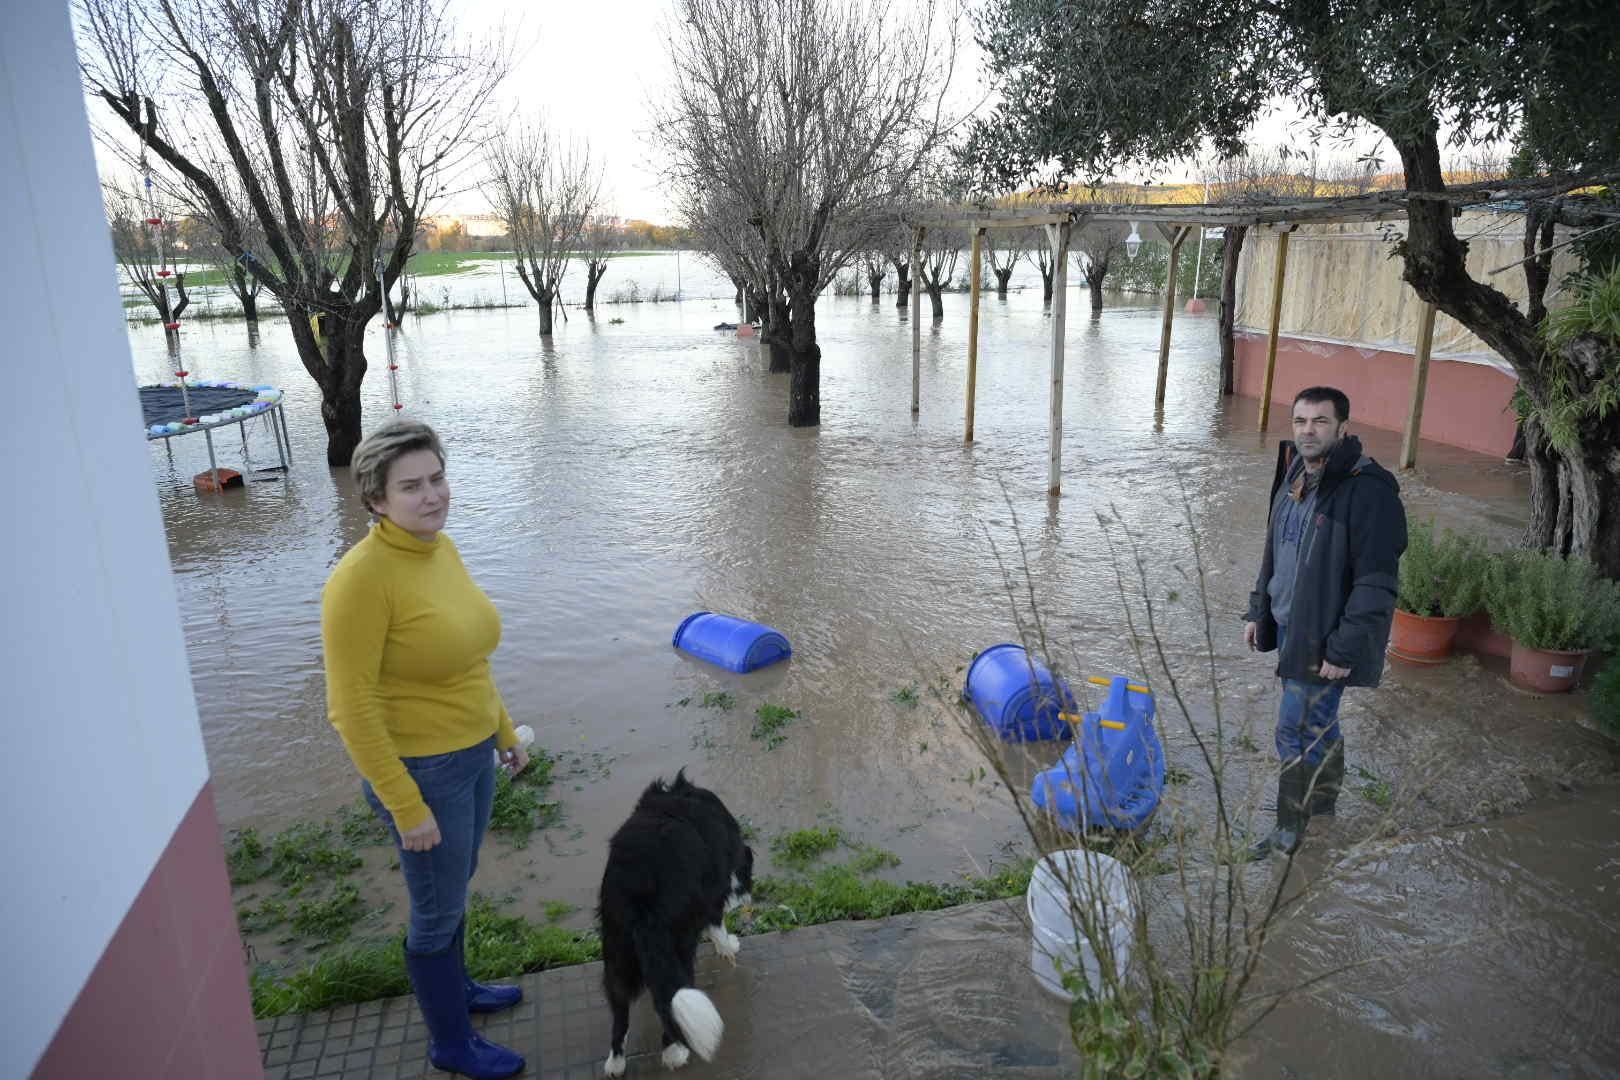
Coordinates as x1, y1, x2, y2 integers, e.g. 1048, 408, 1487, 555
1061, 712, 1128, 731
1086, 675, 1151, 694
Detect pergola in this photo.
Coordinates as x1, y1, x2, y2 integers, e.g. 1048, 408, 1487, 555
900, 195, 1438, 495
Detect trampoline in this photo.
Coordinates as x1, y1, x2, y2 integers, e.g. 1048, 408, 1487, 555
142, 379, 291, 492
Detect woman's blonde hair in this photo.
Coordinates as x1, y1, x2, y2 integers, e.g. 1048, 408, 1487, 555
350, 419, 446, 510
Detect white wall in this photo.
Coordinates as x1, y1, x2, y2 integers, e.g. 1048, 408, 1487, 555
0, 3, 212, 1074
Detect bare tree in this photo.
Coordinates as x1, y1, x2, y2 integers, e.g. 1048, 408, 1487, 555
658, 0, 956, 426
484, 119, 601, 336
1023, 225, 1058, 304
862, 252, 886, 301
680, 182, 795, 371
579, 213, 620, 315
916, 224, 963, 319
984, 231, 1020, 297
104, 180, 189, 344
80, 0, 504, 465
1077, 223, 1125, 313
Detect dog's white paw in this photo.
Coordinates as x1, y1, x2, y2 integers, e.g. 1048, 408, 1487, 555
661, 1042, 691, 1069
604, 1051, 626, 1077
707, 924, 740, 964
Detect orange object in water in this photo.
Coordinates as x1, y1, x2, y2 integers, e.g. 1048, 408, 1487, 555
193, 468, 243, 493
736, 323, 757, 338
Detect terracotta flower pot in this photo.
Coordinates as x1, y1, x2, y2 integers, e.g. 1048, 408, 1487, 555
1508, 642, 1588, 693
1456, 612, 1513, 659
1387, 608, 1460, 665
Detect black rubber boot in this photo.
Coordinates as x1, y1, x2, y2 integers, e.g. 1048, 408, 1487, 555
1307, 741, 1345, 818
1247, 765, 1308, 860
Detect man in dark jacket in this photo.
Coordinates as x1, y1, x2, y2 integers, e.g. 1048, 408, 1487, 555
1243, 386, 1407, 859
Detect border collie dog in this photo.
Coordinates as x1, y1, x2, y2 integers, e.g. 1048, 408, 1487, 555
598, 771, 754, 1075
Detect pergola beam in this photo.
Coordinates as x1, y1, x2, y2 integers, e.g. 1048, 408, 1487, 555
1046, 221, 1073, 496
965, 228, 984, 443
910, 225, 924, 414
1155, 225, 1192, 410
1258, 226, 1295, 431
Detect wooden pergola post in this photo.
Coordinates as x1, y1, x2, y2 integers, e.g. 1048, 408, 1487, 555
965, 227, 984, 443
1257, 226, 1294, 431
1399, 301, 1439, 470
1154, 225, 1192, 409
911, 226, 925, 414
1047, 220, 1073, 496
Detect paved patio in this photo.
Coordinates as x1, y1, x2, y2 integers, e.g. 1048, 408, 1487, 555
258, 899, 1080, 1079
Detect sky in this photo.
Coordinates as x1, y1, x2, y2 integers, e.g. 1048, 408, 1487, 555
447, 0, 1412, 225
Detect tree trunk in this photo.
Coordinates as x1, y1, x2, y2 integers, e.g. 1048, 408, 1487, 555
585, 261, 608, 313
246, 321, 261, 348
1040, 267, 1054, 304
1218, 225, 1247, 396
765, 294, 792, 374
289, 311, 368, 466
1087, 273, 1104, 312
892, 261, 911, 308
787, 285, 820, 427
994, 268, 1013, 297
1392, 130, 1619, 576
868, 270, 884, 301
926, 282, 944, 319
232, 264, 260, 322
537, 289, 555, 336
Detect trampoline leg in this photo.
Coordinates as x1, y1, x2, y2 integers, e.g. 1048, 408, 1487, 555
266, 412, 285, 469
277, 404, 293, 461
240, 421, 250, 458
203, 428, 222, 495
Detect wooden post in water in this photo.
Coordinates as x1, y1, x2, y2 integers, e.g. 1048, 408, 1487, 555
1047, 221, 1073, 496
965, 227, 984, 443
911, 226, 924, 414
1258, 227, 1293, 431
1400, 301, 1439, 470
1154, 226, 1191, 409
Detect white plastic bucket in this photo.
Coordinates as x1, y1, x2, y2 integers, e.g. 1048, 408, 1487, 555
1026, 849, 1136, 1002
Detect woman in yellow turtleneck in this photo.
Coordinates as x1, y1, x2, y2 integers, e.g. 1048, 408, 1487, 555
321, 420, 525, 1080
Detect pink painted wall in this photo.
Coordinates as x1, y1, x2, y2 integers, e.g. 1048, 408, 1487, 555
32, 785, 262, 1079
1233, 332, 1519, 456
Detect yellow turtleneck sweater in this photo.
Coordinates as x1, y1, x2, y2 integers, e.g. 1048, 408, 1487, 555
321, 516, 518, 832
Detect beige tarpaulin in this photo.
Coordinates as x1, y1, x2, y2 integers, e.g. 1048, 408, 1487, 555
1234, 209, 1580, 374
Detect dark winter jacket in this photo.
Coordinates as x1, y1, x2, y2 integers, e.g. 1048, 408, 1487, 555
1245, 435, 1408, 687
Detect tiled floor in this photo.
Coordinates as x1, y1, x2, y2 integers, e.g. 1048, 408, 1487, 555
259, 900, 1079, 1079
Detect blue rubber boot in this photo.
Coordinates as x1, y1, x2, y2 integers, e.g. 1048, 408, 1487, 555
455, 920, 522, 1014
405, 943, 526, 1078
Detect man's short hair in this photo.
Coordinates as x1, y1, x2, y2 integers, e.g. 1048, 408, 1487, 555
1293, 386, 1350, 423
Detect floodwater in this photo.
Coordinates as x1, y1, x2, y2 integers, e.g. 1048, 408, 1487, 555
130, 253, 1619, 1073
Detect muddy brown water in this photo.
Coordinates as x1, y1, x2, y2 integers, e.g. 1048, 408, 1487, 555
131, 280, 1618, 1071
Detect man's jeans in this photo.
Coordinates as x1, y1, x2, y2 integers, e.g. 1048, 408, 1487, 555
1276, 626, 1345, 769
363, 735, 497, 953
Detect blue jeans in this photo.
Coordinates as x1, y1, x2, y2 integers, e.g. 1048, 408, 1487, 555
363, 735, 496, 954
1276, 626, 1344, 768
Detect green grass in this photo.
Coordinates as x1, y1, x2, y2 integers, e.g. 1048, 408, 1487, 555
289, 883, 366, 945
771, 827, 844, 869
891, 683, 920, 706
751, 703, 798, 748
236, 896, 287, 935
250, 893, 601, 1018
339, 800, 391, 847
488, 753, 560, 846
847, 845, 903, 874
1355, 765, 1394, 810
737, 859, 1034, 934
228, 823, 362, 888
1165, 765, 1193, 786
701, 691, 736, 711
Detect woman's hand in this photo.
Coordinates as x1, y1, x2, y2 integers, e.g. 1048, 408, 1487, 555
499, 745, 530, 777
401, 810, 442, 852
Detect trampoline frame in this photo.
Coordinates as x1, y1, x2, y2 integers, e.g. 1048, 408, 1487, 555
145, 385, 292, 493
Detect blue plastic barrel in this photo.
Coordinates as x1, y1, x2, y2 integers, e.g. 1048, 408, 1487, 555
1031, 676, 1164, 831
961, 643, 1077, 742
672, 612, 792, 673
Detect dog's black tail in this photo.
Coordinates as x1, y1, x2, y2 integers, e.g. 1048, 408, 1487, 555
628, 918, 723, 1061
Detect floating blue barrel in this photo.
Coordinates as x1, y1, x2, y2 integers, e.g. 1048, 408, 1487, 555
962, 643, 1078, 742
1032, 675, 1165, 831
672, 612, 792, 673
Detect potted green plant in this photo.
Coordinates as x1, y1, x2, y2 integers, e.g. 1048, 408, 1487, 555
1488, 550, 1620, 692
1389, 521, 1487, 665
